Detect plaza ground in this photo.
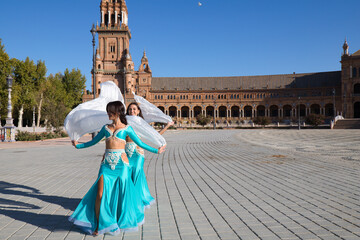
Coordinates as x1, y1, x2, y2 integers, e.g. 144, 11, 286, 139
0, 129, 359, 240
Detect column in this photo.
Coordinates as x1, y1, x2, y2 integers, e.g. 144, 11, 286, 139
251, 109, 254, 118
121, 11, 124, 25
306, 108, 309, 116
101, 11, 104, 25
115, 11, 117, 24
254, 109, 257, 117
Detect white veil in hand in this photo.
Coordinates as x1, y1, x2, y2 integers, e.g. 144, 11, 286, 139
126, 115, 166, 147
133, 92, 172, 123
64, 81, 124, 141
64, 81, 166, 147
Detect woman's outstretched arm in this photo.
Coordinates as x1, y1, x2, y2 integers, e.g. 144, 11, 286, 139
127, 126, 165, 154
159, 121, 174, 135
72, 126, 106, 149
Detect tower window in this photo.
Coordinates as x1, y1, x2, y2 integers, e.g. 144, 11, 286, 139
353, 67, 357, 78
104, 14, 109, 26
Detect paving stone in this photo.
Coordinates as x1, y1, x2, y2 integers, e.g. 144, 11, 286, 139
0, 130, 359, 239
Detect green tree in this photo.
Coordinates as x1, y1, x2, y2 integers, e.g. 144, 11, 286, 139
62, 68, 86, 109
12, 57, 37, 127
196, 113, 211, 127
42, 74, 69, 130
253, 116, 271, 127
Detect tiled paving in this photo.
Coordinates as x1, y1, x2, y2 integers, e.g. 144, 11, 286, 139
0, 129, 359, 240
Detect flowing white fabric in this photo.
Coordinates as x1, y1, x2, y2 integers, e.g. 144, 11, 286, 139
133, 92, 172, 123
64, 81, 123, 141
64, 81, 166, 147
126, 115, 166, 147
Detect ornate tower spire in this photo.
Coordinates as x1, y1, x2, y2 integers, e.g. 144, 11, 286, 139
343, 38, 349, 56
92, 0, 133, 97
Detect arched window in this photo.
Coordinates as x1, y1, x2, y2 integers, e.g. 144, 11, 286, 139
158, 106, 165, 113
219, 106, 227, 117
155, 95, 157, 100
169, 106, 177, 117
354, 83, 360, 94
194, 106, 202, 117
310, 104, 321, 114
353, 67, 357, 78
231, 106, 240, 117
283, 105, 292, 117
257, 105, 265, 116
270, 105, 278, 117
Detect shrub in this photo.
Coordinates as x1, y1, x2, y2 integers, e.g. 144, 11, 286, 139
305, 114, 325, 127
196, 114, 212, 127
16, 130, 68, 141
253, 116, 271, 127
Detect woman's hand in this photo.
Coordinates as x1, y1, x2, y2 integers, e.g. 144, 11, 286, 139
72, 140, 78, 148
167, 121, 174, 127
158, 145, 166, 154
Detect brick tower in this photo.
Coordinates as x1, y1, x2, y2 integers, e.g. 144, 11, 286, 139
90, 0, 135, 102
341, 39, 360, 118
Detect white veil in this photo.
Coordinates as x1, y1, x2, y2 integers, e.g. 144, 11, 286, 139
64, 81, 123, 141
133, 92, 172, 123
64, 81, 166, 147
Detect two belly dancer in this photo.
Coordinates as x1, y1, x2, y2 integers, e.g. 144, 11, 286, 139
69, 101, 165, 235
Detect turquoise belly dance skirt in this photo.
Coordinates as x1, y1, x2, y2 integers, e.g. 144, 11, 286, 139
126, 142, 155, 208
68, 149, 145, 235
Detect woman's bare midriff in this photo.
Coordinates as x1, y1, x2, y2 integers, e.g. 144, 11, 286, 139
105, 138, 129, 164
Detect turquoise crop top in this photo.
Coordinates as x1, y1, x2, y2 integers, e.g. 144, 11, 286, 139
75, 125, 158, 154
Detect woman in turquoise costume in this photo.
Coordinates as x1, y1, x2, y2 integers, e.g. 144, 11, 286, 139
69, 101, 165, 236
126, 102, 173, 208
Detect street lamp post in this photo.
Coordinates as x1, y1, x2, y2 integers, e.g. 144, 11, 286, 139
213, 96, 217, 130
298, 97, 301, 130
90, 24, 97, 139
90, 24, 96, 100
332, 88, 336, 118
2, 75, 15, 142
123, 66, 126, 104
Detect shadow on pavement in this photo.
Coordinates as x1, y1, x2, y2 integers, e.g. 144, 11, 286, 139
0, 181, 81, 211
0, 181, 83, 232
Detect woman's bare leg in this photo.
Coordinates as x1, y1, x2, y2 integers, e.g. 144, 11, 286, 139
94, 175, 104, 235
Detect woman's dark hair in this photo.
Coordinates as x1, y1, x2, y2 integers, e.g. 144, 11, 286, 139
126, 102, 144, 119
106, 101, 127, 125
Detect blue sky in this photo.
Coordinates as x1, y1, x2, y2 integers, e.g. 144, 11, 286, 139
1, 0, 359, 90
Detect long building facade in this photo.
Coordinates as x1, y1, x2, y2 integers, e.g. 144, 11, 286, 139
83, 0, 360, 125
